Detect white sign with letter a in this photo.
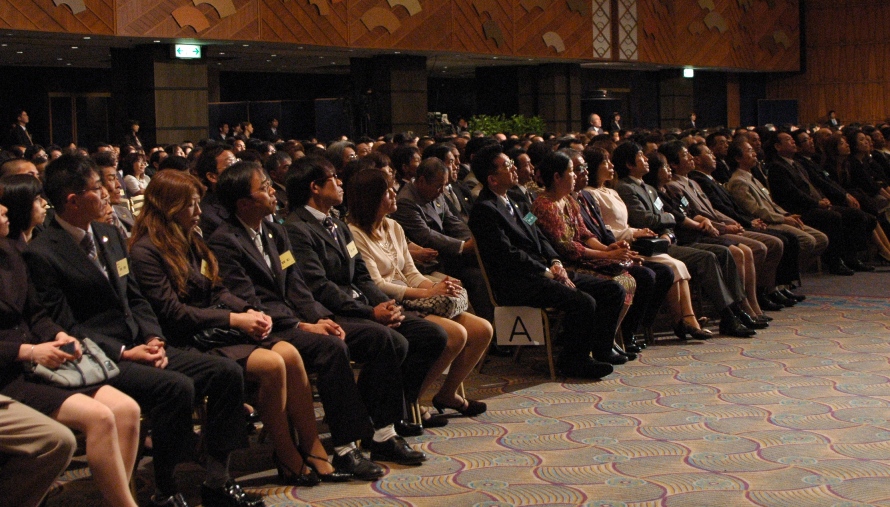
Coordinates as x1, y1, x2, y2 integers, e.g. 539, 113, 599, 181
494, 307, 546, 346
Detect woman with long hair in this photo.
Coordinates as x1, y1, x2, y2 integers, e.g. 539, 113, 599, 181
0, 174, 46, 245
346, 168, 492, 418
129, 170, 348, 486
0, 199, 141, 507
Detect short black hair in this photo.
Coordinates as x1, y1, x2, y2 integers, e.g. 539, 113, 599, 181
415, 157, 447, 182
537, 151, 572, 189
91, 151, 116, 169
470, 144, 504, 190
286, 156, 336, 210
0, 173, 42, 239
43, 153, 97, 212
658, 140, 686, 167
611, 142, 643, 178
216, 160, 261, 215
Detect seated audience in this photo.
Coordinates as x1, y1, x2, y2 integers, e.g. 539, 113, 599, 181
347, 168, 493, 416
24, 154, 261, 507
0, 174, 46, 245
120, 152, 150, 197
130, 170, 349, 487
467, 144, 626, 378
207, 160, 426, 477
94, 152, 136, 238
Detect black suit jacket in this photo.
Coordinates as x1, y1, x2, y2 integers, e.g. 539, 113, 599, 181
467, 187, 560, 297
392, 182, 470, 258
284, 207, 388, 321
198, 190, 229, 239
689, 171, 755, 228
24, 220, 164, 359
208, 217, 332, 331
4, 124, 32, 148
795, 154, 848, 205
766, 157, 823, 214
616, 176, 677, 234
0, 239, 64, 382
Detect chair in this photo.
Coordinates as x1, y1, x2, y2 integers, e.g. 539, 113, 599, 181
472, 236, 558, 380
129, 195, 145, 216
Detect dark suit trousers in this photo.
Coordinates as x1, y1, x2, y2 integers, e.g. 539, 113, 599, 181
805, 206, 873, 255
275, 326, 374, 446
498, 273, 625, 363
623, 262, 674, 337
668, 244, 737, 310
110, 347, 246, 491
390, 314, 448, 406
335, 316, 409, 432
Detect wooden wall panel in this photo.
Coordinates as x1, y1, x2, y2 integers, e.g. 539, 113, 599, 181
450, 0, 513, 55
637, 0, 798, 72
259, 0, 347, 46
348, 0, 451, 51
513, 0, 593, 60
0, 0, 114, 34
767, 0, 890, 125
117, 0, 259, 39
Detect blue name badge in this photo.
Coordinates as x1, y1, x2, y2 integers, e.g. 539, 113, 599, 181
654, 196, 664, 211
523, 212, 538, 226
680, 196, 689, 207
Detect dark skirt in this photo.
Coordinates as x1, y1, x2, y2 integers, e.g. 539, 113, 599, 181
199, 334, 285, 368
1, 374, 101, 415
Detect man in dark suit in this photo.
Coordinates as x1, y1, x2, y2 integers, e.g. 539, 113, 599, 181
422, 144, 474, 221
208, 161, 425, 476
195, 145, 237, 238
765, 131, 873, 274
283, 156, 448, 431
5, 109, 33, 150
94, 152, 135, 238
467, 145, 625, 379
24, 154, 261, 507
391, 158, 493, 322
688, 143, 804, 308
705, 132, 733, 183
264, 151, 292, 222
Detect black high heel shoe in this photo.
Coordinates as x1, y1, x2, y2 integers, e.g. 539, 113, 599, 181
432, 395, 487, 417
273, 452, 320, 487
302, 451, 353, 483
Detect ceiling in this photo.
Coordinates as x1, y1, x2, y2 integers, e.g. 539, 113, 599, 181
0, 29, 680, 78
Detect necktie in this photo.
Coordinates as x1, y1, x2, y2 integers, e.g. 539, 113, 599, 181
80, 233, 107, 276
251, 228, 271, 269
446, 186, 462, 213
323, 216, 339, 242
112, 212, 128, 239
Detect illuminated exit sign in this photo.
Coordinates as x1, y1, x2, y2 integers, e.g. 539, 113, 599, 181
174, 44, 202, 59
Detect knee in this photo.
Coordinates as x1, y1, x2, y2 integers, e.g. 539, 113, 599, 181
115, 396, 142, 427
446, 326, 468, 352
86, 404, 118, 434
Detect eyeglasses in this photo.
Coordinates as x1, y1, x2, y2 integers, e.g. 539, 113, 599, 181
501, 159, 515, 171
314, 175, 341, 186
574, 163, 589, 173
77, 184, 104, 195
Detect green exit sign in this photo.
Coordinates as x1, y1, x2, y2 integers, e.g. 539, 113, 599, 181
174, 44, 202, 59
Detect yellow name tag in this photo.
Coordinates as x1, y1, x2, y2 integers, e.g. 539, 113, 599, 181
116, 258, 129, 277
279, 250, 296, 270
346, 241, 358, 258
201, 259, 212, 279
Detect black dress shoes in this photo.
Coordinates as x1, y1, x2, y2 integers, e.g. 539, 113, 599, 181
623, 335, 643, 353
735, 309, 769, 329
332, 448, 384, 481
395, 420, 424, 438
366, 436, 426, 465
829, 259, 855, 276
847, 258, 875, 272
770, 290, 797, 307
780, 288, 806, 302
719, 314, 756, 337
613, 346, 637, 361
200, 480, 264, 507
596, 349, 628, 365
757, 292, 784, 311
557, 357, 614, 379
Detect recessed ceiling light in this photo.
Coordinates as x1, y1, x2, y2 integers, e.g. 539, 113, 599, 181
1, 44, 6, 47
271, 54, 277, 57
219, 52, 225, 55
242, 44, 249, 47
71, 46, 78, 49
57, 57, 63, 60
16, 51, 22, 54
394, 51, 400, 54
298, 47, 303, 49
153, 40, 161, 43
66, 63, 71, 66
493, 56, 498, 59
83, 36, 90, 40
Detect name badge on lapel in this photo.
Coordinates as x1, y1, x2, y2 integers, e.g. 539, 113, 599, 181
522, 212, 538, 226
116, 258, 129, 277
201, 260, 212, 279
680, 196, 689, 207
346, 241, 359, 258
654, 197, 664, 211
279, 250, 296, 270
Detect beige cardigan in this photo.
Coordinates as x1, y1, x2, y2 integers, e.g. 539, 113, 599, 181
349, 218, 430, 301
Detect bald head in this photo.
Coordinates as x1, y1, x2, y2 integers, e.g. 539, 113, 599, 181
0, 158, 39, 178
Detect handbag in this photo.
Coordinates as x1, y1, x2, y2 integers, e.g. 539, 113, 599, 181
401, 286, 469, 319
578, 258, 632, 277
29, 338, 119, 388
191, 327, 253, 352
632, 237, 670, 256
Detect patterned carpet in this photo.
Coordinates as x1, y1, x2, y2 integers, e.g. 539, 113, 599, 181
46, 273, 890, 507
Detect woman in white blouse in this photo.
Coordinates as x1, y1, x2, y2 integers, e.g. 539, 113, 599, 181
120, 152, 151, 197
347, 168, 492, 417
582, 146, 712, 340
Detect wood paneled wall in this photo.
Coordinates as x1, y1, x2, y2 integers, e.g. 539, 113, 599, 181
767, 0, 890, 125
2, 0, 800, 72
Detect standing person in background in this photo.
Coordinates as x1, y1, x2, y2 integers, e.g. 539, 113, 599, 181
5, 109, 33, 150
